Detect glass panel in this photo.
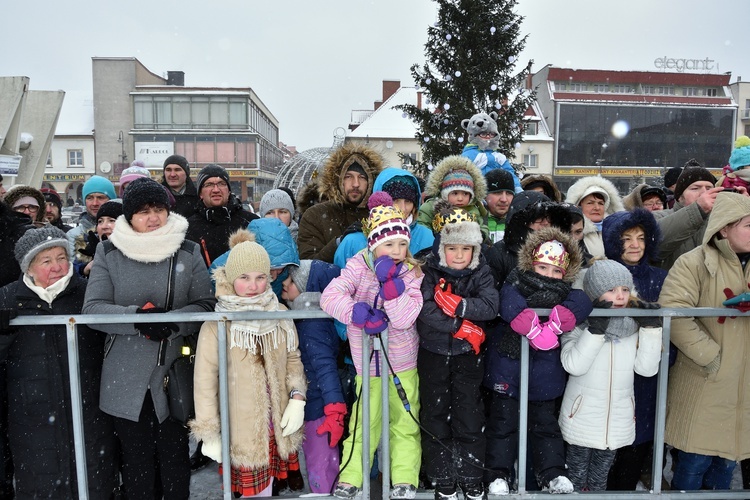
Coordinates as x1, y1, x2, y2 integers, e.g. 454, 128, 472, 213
134, 98, 153, 125
193, 98, 209, 127
196, 141, 215, 163
173, 96, 191, 126
216, 142, 235, 163
229, 99, 246, 125
211, 98, 229, 126
155, 97, 172, 126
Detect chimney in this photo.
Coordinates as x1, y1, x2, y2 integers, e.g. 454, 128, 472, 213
417, 91, 422, 110
383, 80, 400, 101
167, 71, 185, 86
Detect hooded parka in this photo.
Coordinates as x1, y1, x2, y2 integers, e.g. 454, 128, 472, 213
565, 176, 624, 258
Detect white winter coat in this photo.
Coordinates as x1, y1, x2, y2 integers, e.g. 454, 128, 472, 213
558, 324, 662, 450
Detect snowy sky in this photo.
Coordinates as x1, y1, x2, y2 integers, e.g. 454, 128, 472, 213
3, 0, 747, 152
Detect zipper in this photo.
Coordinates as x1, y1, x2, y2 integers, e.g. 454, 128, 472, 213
605, 342, 613, 447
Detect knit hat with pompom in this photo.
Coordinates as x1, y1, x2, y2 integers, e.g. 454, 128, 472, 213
729, 136, 750, 172
362, 191, 410, 252
224, 230, 271, 285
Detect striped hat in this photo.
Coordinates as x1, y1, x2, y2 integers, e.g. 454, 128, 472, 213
441, 169, 475, 201
362, 192, 410, 252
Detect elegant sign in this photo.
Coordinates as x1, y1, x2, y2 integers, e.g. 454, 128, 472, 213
134, 142, 175, 168
0, 154, 22, 175
653, 57, 715, 73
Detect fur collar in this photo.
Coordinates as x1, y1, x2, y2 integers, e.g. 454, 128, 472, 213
108, 213, 188, 263
564, 175, 624, 215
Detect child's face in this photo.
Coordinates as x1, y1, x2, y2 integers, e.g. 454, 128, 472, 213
447, 190, 471, 207
444, 244, 473, 270
374, 238, 408, 264
532, 263, 565, 280
96, 216, 117, 239
599, 286, 631, 308
570, 220, 584, 241
393, 198, 415, 220
233, 272, 268, 297
281, 275, 300, 302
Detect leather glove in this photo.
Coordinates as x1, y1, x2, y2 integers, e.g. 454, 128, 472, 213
374, 256, 405, 301
78, 230, 100, 257
281, 398, 306, 436
629, 298, 662, 328
453, 319, 485, 354
0, 309, 18, 335
510, 308, 539, 336
723, 290, 750, 313
434, 278, 463, 317
135, 307, 179, 341
351, 302, 388, 335
316, 402, 347, 447
202, 436, 222, 463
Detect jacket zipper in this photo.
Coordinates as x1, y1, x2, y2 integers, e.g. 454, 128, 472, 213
605, 342, 613, 447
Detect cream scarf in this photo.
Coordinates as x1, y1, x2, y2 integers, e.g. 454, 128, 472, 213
23, 265, 74, 306
216, 288, 297, 355
109, 213, 188, 263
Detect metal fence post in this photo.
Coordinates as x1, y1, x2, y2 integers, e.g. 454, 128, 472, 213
66, 319, 89, 500
362, 332, 371, 500
517, 336, 530, 494
380, 329, 390, 500
217, 319, 232, 500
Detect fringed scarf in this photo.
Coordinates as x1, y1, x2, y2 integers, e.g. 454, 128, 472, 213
216, 288, 297, 355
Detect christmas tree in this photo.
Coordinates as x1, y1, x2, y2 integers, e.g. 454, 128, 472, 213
396, 0, 536, 177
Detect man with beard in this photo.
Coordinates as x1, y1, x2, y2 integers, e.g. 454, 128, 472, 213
40, 188, 73, 232
297, 144, 384, 263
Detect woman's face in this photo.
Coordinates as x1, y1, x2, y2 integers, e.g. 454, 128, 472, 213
620, 226, 646, 266
264, 208, 292, 227
580, 194, 606, 223
28, 246, 69, 289
233, 272, 268, 297
130, 206, 168, 233
97, 216, 117, 239
720, 215, 750, 254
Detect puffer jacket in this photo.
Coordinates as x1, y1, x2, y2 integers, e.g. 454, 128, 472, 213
461, 143, 521, 190
297, 144, 384, 262
660, 192, 750, 460
321, 251, 423, 375
565, 175, 624, 258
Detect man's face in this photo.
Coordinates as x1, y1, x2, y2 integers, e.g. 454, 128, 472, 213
164, 165, 187, 191
680, 181, 714, 206
44, 202, 60, 223
485, 191, 514, 218
85, 193, 109, 218
199, 177, 230, 208
342, 170, 367, 205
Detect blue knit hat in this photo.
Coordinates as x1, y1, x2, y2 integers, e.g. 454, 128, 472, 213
82, 175, 116, 201
729, 136, 750, 172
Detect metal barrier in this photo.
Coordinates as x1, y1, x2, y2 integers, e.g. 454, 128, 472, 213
7, 306, 750, 499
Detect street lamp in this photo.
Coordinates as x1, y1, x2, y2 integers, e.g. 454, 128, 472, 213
596, 143, 608, 176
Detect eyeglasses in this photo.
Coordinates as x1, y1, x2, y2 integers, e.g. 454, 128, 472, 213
643, 200, 664, 209
14, 205, 39, 214
202, 181, 228, 190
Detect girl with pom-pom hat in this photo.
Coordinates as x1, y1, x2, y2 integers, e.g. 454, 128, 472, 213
718, 135, 750, 193
321, 192, 424, 500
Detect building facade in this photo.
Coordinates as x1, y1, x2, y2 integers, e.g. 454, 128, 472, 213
729, 79, 750, 139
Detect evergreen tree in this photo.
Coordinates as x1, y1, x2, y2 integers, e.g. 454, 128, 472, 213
396, 0, 536, 177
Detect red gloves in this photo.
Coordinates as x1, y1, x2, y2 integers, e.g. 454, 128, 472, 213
435, 279, 463, 318
316, 402, 347, 447
454, 319, 485, 354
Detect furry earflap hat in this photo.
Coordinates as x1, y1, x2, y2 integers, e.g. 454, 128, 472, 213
433, 200, 482, 270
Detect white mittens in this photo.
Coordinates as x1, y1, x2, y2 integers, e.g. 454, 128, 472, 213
280, 399, 306, 436
202, 436, 222, 463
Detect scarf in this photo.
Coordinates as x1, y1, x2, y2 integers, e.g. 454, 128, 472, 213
603, 316, 639, 342
23, 265, 73, 306
109, 213, 188, 263
216, 288, 297, 355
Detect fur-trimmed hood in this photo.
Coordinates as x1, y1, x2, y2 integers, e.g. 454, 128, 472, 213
3, 185, 46, 223
564, 175, 624, 216
425, 155, 487, 202
622, 183, 668, 211
517, 226, 582, 283
316, 143, 384, 207
503, 191, 573, 253
602, 208, 662, 265
521, 174, 562, 203
296, 176, 327, 217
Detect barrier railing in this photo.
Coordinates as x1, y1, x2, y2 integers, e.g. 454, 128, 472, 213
7, 306, 750, 499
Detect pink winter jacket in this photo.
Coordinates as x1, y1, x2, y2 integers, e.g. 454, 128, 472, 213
321, 252, 423, 375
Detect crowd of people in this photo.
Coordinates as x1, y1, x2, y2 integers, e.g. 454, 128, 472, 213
0, 132, 749, 500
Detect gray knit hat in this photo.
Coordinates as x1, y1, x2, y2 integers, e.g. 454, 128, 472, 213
289, 259, 313, 293
582, 259, 634, 301
15, 226, 70, 273
259, 189, 295, 218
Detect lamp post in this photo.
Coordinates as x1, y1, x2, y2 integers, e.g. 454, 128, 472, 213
596, 142, 608, 176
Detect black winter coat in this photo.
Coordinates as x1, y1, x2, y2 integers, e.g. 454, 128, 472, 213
0, 274, 117, 499
163, 177, 201, 219
0, 206, 31, 287
417, 253, 499, 356
185, 195, 258, 266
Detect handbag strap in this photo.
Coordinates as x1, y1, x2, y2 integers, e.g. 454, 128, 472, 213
158, 253, 180, 366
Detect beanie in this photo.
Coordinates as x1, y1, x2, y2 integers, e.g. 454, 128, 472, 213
82, 175, 116, 201
583, 259, 634, 301
225, 241, 271, 285
119, 162, 151, 195
363, 192, 410, 252
122, 177, 170, 222
278, 186, 297, 210
163, 154, 190, 177
96, 200, 123, 223
663, 166, 683, 189
729, 136, 750, 172
196, 164, 230, 191
382, 177, 419, 206
346, 161, 367, 177
533, 239, 570, 275
640, 185, 667, 206
673, 167, 716, 201
259, 189, 295, 218
290, 260, 313, 293
40, 188, 62, 211
441, 169, 475, 201
14, 226, 70, 274
485, 169, 516, 194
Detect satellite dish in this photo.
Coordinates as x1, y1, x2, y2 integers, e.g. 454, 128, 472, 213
385, 141, 394, 149
100, 161, 112, 174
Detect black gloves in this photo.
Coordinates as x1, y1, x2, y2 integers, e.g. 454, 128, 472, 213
630, 299, 662, 329
588, 299, 612, 336
79, 231, 101, 258
0, 309, 18, 335
135, 307, 179, 341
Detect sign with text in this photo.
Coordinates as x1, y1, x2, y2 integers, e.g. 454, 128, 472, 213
653, 57, 715, 73
555, 167, 723, 177
134, 142, 175, 169
43, 174, 87, 181
0, 154, 22, 176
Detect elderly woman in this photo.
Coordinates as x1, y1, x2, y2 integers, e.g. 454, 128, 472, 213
564, 176, 624, 258
0, 226, 117, 499
83, 177, 216, 499
660, 191, 750, 490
